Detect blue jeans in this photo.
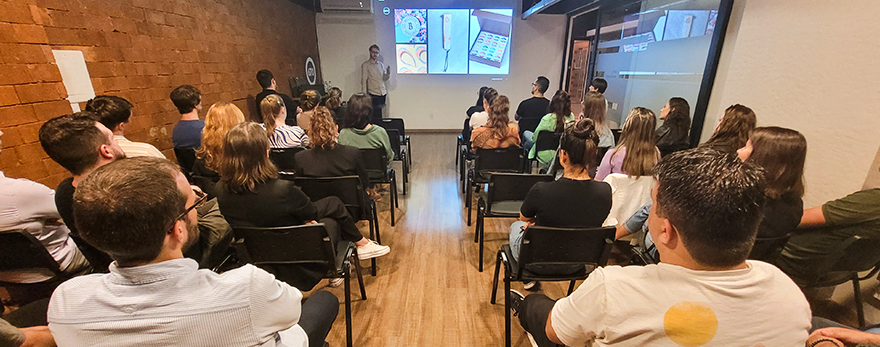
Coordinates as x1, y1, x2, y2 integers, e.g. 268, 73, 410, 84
509, 220, 528, 261
522, 130, 535, 152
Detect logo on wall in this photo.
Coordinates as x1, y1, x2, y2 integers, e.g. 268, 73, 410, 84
305, 57, 317, 85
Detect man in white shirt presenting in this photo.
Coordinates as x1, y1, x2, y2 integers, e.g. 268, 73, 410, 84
361, 44, 391, 118
48, 157, 337, 347
510, 148, 812, 347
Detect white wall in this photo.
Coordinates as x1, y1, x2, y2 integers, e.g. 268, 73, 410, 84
703, 0, 880, 207
316, 7, 566, 130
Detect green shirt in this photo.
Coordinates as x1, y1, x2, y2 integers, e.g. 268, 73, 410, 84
779, 188, 880, 281
338, 125, 394, 165
528, 113, 574, 163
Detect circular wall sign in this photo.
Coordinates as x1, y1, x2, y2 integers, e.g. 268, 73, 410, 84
383, 6, 390, 15
305, 57, 317, 85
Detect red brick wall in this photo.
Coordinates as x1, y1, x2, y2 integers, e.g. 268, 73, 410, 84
0, 0, 322, 188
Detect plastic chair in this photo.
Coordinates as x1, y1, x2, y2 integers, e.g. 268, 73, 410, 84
384, 129, 409, 192
465, 147, 525, 226
173, 148, 197, 175
748, 233, 792, 264
792, 235, 880, 329
269, 147, 306, 176
474, 173, 554, 272
359, 148, 399, 226
232, 224, 366, 347
490, 225, 616, 347
294, 176, 382, 276
376, 118, 411, 169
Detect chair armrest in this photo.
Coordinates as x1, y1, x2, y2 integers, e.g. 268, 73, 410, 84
335, 241, 356, 272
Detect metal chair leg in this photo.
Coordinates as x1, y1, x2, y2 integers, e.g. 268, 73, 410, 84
854, 274, 866, 329
466, 174, 473, 226
344, 262, 353, 347
352, 253, 366, 300
371, 201, 379, 276
390, 175, 396, 227
490, 251, 502, 304
505, 275, 512, 347
568, 280, 576, 295
478, 202, 485, 272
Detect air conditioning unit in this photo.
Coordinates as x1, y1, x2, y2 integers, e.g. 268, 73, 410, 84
319, 0, 372, 13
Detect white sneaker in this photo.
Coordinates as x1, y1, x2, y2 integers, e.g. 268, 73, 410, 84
329, 278, 344, 287
357, 240, 390, 260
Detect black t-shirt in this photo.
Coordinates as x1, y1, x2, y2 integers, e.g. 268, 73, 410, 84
55, 177, 76, 235
466, 105, 483, 118
516, 96, 550, 135
758, 193, 804, 239
255, 90, 298, 126
520, 178, 612, 228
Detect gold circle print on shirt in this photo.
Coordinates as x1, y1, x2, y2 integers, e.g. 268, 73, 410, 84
663, 302, 718, 346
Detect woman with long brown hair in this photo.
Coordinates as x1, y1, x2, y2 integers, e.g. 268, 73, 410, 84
294, 106, 370, 192
581, 91, 615, 149
656, 97, 691, 157
470, 95, 520, 150
215, 122, 389, 290
700, 104, 757, 154
260, 94, 309, 149
527, 90, 575, 166
325, 87, 346, 126
736, 126, 807, 239
296, 90, 321, 135
468, 87, 498, 130
193, 102, 245, 180
596, 107, 660, 181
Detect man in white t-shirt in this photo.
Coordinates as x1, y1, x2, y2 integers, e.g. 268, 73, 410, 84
510, 148, 812, 347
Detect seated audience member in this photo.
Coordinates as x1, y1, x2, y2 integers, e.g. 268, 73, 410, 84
737, 127, 807, 239
338, 93, 394, 167
515, 76, 551, 138
777, 164, 880, 283
295, 107, 370, 196
85, 95, 165, 158
48, 157, 338, 347
469, 87, 499, 130
0, 130, 90, 284
699, 104, 757, 154
655, 97, 691, 157
581, 91, 615, 150
39, 113, 126, 271
510, 147, 812, 347
462, 87, 489, 148
809, 317, 880, 347
255, 69, 298, 125
297, 90, 321, 135
509, 119, 611, 290
260, 94, 309, 149
470, 95, 520, 150
588, 77, 607, 95
215, 124, 389, 280
192, 102, 246, 182
527, 90, 574, 165
325, 87, 346, 127
170, 85, 204, 150
596, 107, 660, 181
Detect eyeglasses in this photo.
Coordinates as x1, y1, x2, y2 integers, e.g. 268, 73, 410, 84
176, 189, 207, 221
370, 50, 379, 54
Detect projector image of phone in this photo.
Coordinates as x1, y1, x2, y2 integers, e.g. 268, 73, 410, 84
442, 13, 452, 71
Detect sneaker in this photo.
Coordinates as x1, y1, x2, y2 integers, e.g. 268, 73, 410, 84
329, 278, 344, 287
526, 332, 539, 347
523, 281, 540, 291
509, 289, 525, 317
357, 240, 390, 260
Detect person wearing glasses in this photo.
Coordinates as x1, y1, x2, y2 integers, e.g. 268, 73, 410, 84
361, 44, 391, 115
47, 157, 340, 347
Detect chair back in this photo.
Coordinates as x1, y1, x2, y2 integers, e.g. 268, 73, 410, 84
474, 147, 524, 175
534, 131, 561, 153
294, 176, 369, 220
174, 148, 197, 174
385, 129, 403, 160
270, 147, 305, 174
824, 235, 880, 275
748, 233, 792, 264
602, 173, 653, 226
377, 118, 407, 138
233, 224, 335, 271
518, 118, 542, 136
359, 148, 390, 182
518, 226, 616, 277
0, 231, 64, 281
487, 173, 554, 204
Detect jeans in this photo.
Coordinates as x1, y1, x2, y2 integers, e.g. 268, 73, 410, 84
300, 291, 339, 347
509, 220, 528, 261
522, 130, 535, 152
518, 294, 561, 347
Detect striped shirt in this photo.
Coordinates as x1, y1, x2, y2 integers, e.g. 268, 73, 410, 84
114, 135, 166, 159
264, 124, 309, 149
48, 258, 307, 347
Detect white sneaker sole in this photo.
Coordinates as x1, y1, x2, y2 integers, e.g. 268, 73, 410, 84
357, 246, 391, 260
526, 333, 539, 347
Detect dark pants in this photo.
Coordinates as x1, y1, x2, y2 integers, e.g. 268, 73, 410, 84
369, 94, 386, 107
300, 291, 339, 347
519, 294, 561, 347
370, 94, 386, 123
314, 196, 363, 243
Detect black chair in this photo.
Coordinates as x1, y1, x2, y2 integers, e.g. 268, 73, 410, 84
359, 148, 399, 226
376, 118, 412, 169
0, 231, 75, 302
384, 129, 409, 193
294, 176, 382, 276
232, 224, 366, 347
269, 147, 306, 176
465, 147, 525, 226
173, 148, 197, 175
490, 226, 616, 347
474, 173, 554, 272
748, 233, 792, 264
791, 235, 880, 329
531, 130, 561, 171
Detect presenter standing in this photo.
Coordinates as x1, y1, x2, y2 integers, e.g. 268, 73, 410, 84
361, 44, 391, 119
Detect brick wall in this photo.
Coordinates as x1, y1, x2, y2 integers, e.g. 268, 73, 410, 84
0, 0, 321, 188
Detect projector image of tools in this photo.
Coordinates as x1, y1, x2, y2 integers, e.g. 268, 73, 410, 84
468, 10, 512, 69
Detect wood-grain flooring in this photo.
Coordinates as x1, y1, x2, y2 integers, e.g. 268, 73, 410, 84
304, 133, 574, 347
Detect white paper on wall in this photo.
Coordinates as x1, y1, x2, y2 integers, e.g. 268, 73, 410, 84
52, 50, 95, 105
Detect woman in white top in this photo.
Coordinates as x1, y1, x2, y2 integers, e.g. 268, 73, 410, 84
261, 94, 309, 149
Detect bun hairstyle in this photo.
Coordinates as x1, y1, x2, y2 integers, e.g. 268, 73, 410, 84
260, 94, 285, 137
561, 118, 600, 168
326, 87, 343, 110
300, 90, 320, 111
549, 90, 572, 132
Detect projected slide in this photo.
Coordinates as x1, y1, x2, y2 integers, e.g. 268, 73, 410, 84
394, 8, 513, 75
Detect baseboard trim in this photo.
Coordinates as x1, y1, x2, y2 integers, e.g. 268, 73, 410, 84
407, 129, 460, 133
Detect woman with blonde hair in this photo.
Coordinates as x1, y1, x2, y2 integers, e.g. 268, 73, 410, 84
596, 107, 660, 181
193, 102, 245, 179
700, 104, 757, 154
296, 90, 321, 135
260, 94, 309, 149
581, 91, 615, 149
470, 95, 520, 150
